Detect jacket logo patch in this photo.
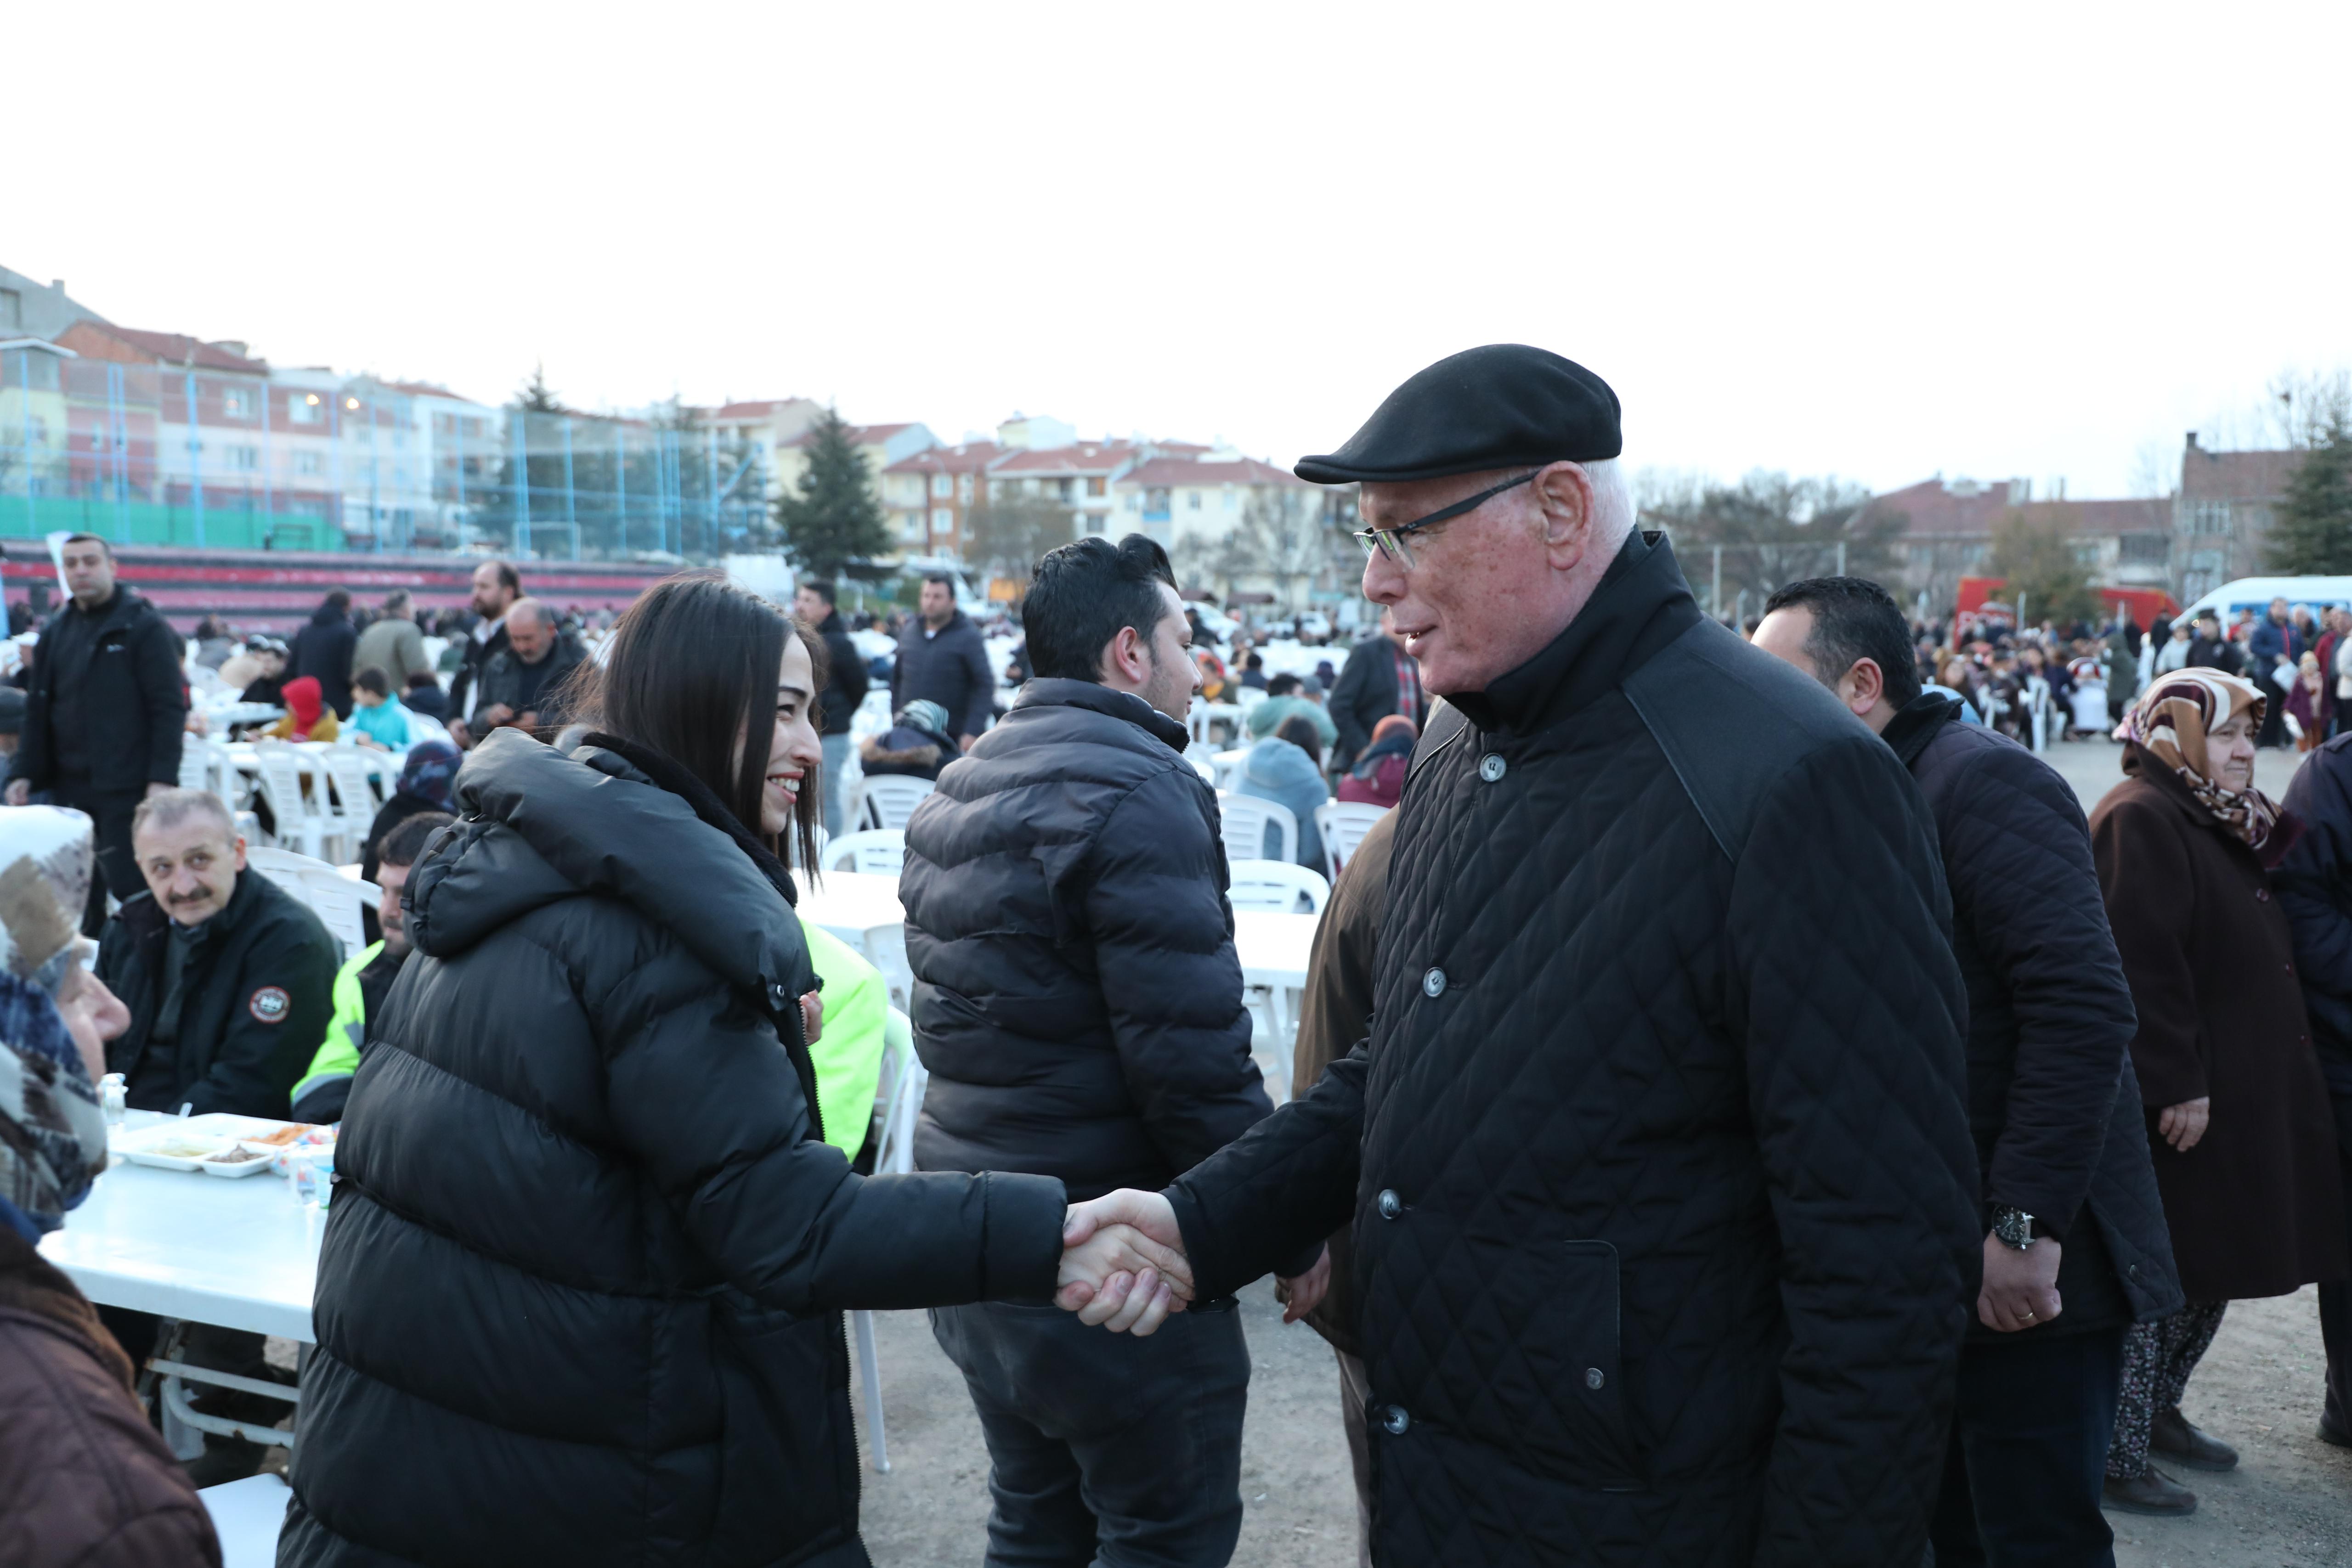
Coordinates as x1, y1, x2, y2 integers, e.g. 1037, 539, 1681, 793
249, 987, 291, 1023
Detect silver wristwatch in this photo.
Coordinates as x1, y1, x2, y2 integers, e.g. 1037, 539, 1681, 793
1990, 1206, 2035, 1251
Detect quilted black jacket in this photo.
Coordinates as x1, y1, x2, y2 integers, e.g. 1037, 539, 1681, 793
279, 729, 1068, 1568
1884, 695, 2183, 1337
2277, 731, 2352, 1066
1165, 532, 1982, 1567
899, 678, 1275, 1201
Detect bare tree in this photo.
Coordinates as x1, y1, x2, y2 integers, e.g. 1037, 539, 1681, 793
964, 493, 1079, 583
1648, 472, 1900, 614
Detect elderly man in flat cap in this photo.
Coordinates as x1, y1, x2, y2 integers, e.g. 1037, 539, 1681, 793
1061, 346, 1981, 1566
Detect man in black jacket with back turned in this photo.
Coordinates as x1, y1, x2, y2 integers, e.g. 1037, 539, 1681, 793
5, 533, 185, 933
903, 533, 1303, 1568
1066, 347, 1982, 1568
1757, 576, 2186, 1548
1328, 604, 1425, 769
795, 578, 868, 837
291, 588, 359, 719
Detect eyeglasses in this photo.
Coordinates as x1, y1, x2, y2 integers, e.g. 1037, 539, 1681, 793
1352, 472, 1537, 569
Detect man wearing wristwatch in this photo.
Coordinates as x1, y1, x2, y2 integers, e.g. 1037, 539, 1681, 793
1757, 580, 2186, 1550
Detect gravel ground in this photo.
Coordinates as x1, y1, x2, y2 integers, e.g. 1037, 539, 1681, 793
857, 737, 2351, 1567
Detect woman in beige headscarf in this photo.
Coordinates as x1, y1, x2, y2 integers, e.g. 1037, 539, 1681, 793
2089, 670, 2348, 1516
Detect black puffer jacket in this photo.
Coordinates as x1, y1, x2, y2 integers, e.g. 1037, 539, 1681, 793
2277, 732, 2352, 1067
8, 585, 184, 794
900, 679, 1273, 1202
1884, 694, 2183, 1339
1165, 533, 1981, 1567
281, 728, 1068, 1568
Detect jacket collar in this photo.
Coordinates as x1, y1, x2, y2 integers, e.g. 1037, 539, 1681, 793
1883, 691, 1964, 769
1447, 530, 1705, 736
1012, 677, 1191, 751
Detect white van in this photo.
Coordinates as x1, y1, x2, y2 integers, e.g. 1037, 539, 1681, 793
2175, 575, 2352, 624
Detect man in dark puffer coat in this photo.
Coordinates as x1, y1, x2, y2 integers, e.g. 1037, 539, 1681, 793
1073, 347, 1982, 1567
279, 728, 1072, 1568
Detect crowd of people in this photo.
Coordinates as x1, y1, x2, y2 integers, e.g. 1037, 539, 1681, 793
2, 344, 2352, 1568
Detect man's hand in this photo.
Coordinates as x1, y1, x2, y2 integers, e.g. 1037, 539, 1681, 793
799, 990, 823, 1045
446, 719, 474, 750
958, 733, 978, 753
477, 703, 516, 730
6, 779, 32, 807
1275, 1245, 1330, 1325
145, 781, 173, 800
2158, 1097, 2211, 1151
1978, 1233, 2062, 1332
1057, 1224, 1190, 1336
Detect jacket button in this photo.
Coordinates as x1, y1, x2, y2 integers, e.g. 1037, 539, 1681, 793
2256, 888, 2271, 901
1377, 1189, 1402, 1220
1584, 1367, 1606, 1391
769, 983, 791, 1007
1381, 1405, 1410, 1435
1422, 968, 1447, 998
2129, 1262, 2142, 1280
1479, 753, 1507, 783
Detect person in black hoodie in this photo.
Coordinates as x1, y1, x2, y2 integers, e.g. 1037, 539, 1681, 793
280, 571, 1184, 1568
797, 578, 869, 837
891, 573, 994, 748
1756, 576, 2185, 1546
291, 588, 358, 718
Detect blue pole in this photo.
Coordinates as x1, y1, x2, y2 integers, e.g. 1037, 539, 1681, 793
367, 397, 381, 552
17, 350, 33, 538
184, 367, 205, 548
614, 423, 627, 557
261, 375, 274, 546
454, 407, 466, 524
561, 415, 578, 561
107, 363, 127, 541
705, 423, 720, 553
511, 409, 532, 558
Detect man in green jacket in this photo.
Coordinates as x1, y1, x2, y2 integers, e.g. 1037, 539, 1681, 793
291, 812, 452, 1122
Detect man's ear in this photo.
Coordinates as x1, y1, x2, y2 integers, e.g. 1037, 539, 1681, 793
1841, 658, 1886, 715
1529, 462, 1596, 569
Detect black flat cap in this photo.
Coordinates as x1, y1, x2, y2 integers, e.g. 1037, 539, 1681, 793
1295, 344, 1621, 485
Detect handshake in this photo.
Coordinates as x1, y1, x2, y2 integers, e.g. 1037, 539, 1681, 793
1052, 1190, 1329, 1337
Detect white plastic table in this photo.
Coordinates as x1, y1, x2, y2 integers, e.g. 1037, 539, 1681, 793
794, 869, 905, 948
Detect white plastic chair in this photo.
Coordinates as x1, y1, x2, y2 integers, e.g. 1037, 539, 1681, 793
320, 750, 383, 863
176, 740, 230, 795
199, 1472, 290, 1567
1314, 801, 1389, 878
249, 742, 330, 860
1210, 748, 1250, 790
1226, 858, 1329, 915
1216, 792, 1298, 867
244, 846, 375, 960
823, 829, 907, 878
852, 1008, 928, 1475
854, 775, 934, 832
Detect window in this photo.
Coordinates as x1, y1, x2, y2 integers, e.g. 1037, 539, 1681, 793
1187, 491, 1201, 510
289, 392, 323, 425
1087, 476, 1106, 497
903, 515, 925, 540
933, 507, 953, 533
2119, 533, 2169, 564
0, 289, 19, 330
1057, 478, 1074, 502
226, 445, 260, 471
933, 472, 953, 498
222, 388, 253, 419
294, 451, 323, 476
958, 473, 974, 503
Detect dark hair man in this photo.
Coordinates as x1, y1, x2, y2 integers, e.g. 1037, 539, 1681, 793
290, 811, 454, 1123
901, 532, 1306, 1564
1067, 347, 1982, 1566
794, 578, 869, 837
1327, 603, 1425, 769
96, 788, 339, 1118
4, 533, 187, 933
1754, 576, 2185, 1543
471, 599, 581, 736
891, 571, 992, 751
292, 587, 359, 719
353, 586, 433, 694
447, 558, 523, 745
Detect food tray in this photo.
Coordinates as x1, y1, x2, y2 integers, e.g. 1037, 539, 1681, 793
116, 1113, 303, 1173
198, 1148, 275, 1178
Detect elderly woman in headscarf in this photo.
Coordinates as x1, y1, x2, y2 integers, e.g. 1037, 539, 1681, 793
857, 699, 961, 783
2089, 670, 2349, 1516
359, 738, 461, 886
264, 674, 338, 744
0, 807, 221, 1563
1335, 711, 1416, 809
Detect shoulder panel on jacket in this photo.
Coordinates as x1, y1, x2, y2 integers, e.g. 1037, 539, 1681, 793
1623, 618, 1872, 863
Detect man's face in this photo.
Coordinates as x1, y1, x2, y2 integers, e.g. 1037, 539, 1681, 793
1358, 468, 1576, 695
2271, 598, 2290, 623
62, 541, 116, 608
795, 587, 831, 624
472, 564, 516, 620
506, 612, 552, 663
377, 860, 413, 959
1137, 585, 1202, 722
920, 581, 954, 626
134, 813, 245, 927
257, 649, 285, 677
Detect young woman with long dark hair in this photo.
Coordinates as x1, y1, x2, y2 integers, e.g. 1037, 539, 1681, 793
280, 572, 1184, 1567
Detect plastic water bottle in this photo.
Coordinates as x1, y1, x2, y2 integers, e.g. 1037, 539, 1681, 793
98, 1073, 126, 1128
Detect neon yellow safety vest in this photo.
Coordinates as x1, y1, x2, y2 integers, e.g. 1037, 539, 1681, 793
292, 940, 379, 1112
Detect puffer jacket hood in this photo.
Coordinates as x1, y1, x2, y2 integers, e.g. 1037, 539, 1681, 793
1241, 733, 1323, 791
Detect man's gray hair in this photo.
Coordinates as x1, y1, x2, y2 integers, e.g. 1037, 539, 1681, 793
130, 788, 236, 845
1581, 457, 1635, 550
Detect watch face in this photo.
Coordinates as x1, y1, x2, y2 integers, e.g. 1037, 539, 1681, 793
1993, 1208, 2034, 1248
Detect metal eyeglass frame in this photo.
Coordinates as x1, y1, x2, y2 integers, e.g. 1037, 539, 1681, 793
1352, 471, 1539, 568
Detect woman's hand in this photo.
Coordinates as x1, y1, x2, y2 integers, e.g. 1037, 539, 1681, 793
798, 991, 823, 1045
1055, 1218, 1194, 1337
2158, 1096, 2211, 1151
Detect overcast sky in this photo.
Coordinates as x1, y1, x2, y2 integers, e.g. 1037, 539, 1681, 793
13, 2, 2348, 499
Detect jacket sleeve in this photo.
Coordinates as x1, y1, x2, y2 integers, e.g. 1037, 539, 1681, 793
836, 631, 870, 714
1729, 737, 1979, 1568
1329, 644, 1376, 761
1082, 769, 1274, 1179
2090, 795, 2210, 1106
597, 950, 1069, 1311
137, 612, 187, 787
1166, 1043, 1367, 1296
187, 911, 340, 1118
2276, 747, 2352, 1046
1948, 745, 2137, 1236
9, 624, 53, 789
955, 628, 995, 738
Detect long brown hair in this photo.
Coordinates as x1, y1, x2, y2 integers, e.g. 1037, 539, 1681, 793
560, 571, 825, 868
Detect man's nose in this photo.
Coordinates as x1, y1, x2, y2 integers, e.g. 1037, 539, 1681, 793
1362, 551, 1403, 604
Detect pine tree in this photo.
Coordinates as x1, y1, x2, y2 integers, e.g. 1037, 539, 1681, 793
2264, 419, 2352, 574
774, 408, 892, 578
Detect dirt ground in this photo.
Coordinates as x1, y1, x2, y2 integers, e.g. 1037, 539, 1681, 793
856, 738, 2352, 1567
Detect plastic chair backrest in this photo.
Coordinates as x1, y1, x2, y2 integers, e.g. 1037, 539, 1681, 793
871, 1008, 928, 1177
1314, 801, 1389, 877
177, 742, 213, 793
822, 829, 907, 878
1226, 858, 1330, 915
321, 751, 380, 835
1215, 792, 1298, 867
249, 743, 325, 856
856, 775, 934, 831
244, 846, 370, 959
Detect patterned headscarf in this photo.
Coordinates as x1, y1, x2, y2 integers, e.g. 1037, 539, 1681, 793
0, 809, 107, 1241
894, 700, 950, 738
2126, 669, 2282, 848
396, 739, 462, 812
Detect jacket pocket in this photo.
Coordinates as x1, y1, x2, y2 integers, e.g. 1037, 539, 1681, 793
1459, 1237, 1644, 1490
708, 1290, 857, 1566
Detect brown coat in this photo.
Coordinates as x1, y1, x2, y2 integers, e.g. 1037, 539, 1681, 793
2088, 755, 2349, 1302
0, 1229, 221, 1568
1288, 808, 1397, 1358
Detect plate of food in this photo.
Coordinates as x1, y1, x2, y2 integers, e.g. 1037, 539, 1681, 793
237, 1122, 319, 1155
197, 1147, 274, 1179
116, 1113, 307, 1173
